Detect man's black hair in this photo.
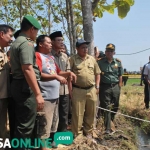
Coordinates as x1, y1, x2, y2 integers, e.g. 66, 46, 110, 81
21, 18, 37, 31
35, 35, 50, 51
0, 24, 14, 33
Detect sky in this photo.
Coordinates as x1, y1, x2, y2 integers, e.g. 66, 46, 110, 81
1, 0, 149, 71
93, 0, 150, 71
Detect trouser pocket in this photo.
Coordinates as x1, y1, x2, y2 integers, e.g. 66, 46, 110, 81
33, 112, 47, 138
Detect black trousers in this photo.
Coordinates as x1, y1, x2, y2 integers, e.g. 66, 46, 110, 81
10, 79, 37, 150
144, 82, 149, 107
57, 94, 69, 132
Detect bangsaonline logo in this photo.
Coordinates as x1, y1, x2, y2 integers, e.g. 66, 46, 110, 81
0, 132, 73, 148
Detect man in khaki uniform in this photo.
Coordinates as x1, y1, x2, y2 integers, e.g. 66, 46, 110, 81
70, 39, 100, 137
0, 24, 14, 144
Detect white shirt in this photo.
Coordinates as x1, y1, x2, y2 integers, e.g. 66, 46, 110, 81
144, 63, 150, 80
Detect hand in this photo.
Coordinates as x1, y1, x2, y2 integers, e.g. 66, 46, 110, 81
69, 72, 77, 83
36, 94, 44, 111
96, 88, 99, 95
69, 91, 73, 100
56, 75, 67, 84
119, 83, 122, 88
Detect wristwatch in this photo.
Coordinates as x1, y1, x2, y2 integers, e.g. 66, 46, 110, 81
95, 85, 99, 89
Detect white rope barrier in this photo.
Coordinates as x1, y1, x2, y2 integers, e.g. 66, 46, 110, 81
96, 106, 150, 123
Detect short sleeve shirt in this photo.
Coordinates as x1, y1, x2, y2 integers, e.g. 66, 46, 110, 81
98, 57, 123, 84
10, 33, 40, 79
70, 54, 101, 87
36, 52, 60, 100
143, 63, 150, 80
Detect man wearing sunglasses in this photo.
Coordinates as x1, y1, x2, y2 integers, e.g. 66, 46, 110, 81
97, 43, 123, 134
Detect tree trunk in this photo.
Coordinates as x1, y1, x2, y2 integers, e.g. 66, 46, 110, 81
20, 0, 23, 25
68, 0, 76, 54
66, 0, 73, 55
81, 0, 94, 55
48, 0, 51, 35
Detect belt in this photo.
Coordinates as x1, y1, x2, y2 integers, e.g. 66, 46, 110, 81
72, 84, 94, 90
100, 82, 118, 87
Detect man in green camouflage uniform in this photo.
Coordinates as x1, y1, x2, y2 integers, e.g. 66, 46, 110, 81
10, 15, 44, 148
97, 43, 123, 134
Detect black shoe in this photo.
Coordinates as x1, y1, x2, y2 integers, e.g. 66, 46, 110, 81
104, 129, 111, 134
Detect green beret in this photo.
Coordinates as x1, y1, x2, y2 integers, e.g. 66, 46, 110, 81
23, 15, 41, 29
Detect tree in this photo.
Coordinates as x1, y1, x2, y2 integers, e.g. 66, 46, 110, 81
81, 0, 134, 55
81, 0, 94, 55
0, 0, 134, 55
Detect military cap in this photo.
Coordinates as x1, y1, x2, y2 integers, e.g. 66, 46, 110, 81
23, 15, 41, 29
106, 43, 115, 50
76, 39, 90, 47
49, 31, 63, 40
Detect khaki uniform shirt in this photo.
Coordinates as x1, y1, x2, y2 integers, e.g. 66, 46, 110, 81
51, 50, 70, 95
10, 33, 40, 80
0, 47, 10, 99
70, 54, 101, 87
98, 57, 123, 84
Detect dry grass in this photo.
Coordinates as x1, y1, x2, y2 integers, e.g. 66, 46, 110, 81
120, 85, 150, 133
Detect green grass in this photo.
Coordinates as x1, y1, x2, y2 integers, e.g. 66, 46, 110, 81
126, 78, 141, 85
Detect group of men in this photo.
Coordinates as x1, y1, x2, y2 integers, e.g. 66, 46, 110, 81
0, 15, 124, 150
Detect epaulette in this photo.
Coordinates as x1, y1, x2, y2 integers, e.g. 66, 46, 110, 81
26, 38, 34, 47
26, 37, 32, 41
116, 58, 121, 62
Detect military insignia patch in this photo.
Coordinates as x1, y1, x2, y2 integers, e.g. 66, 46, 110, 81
28, 42, 34, 47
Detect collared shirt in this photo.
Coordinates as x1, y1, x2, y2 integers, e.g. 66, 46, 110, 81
98, 57, 123, 84
0, 47, 10, 99
70, 54, 101, 87
143, 63, 150, 80
51, 49, 70, 95
10, 33, 40, 80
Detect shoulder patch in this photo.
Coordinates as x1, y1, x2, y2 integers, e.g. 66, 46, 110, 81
26, 38, 34, 47
116, 58, 121, 62
28, 42, 34, 47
